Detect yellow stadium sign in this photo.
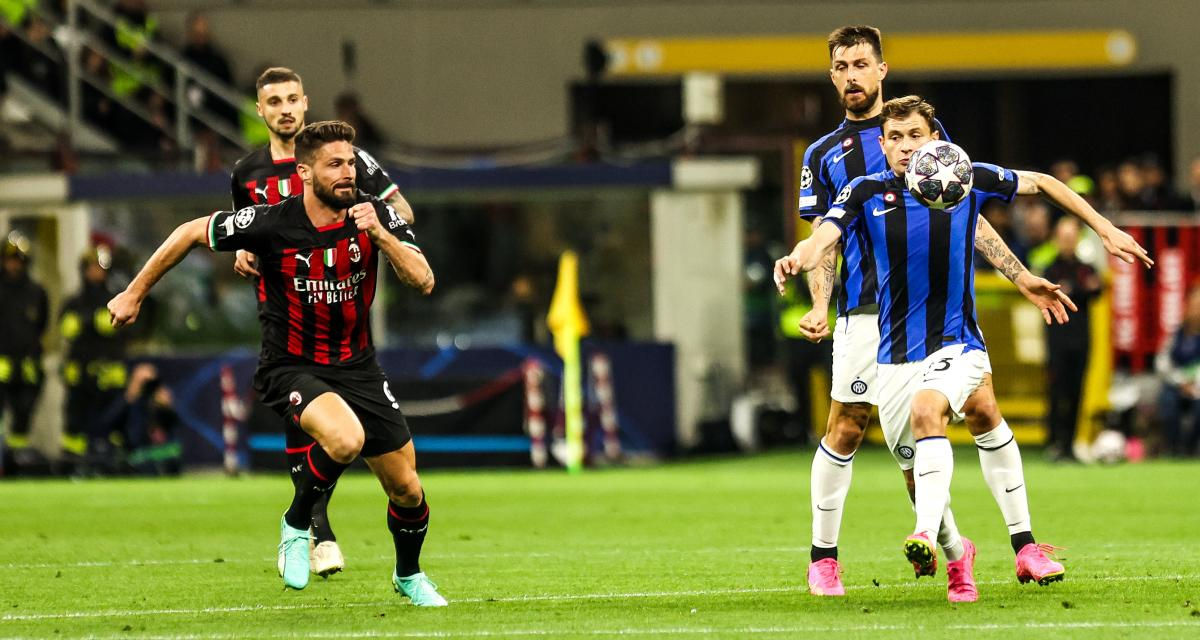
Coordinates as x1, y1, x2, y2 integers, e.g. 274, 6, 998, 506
605, 30, 1136, 75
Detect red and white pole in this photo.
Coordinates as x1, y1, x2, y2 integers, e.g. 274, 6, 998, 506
589, 352, 621, 461
219, 364, 245, 476
523, 359, 548, 468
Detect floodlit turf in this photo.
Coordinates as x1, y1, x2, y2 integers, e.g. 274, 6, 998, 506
2, 448, 1198, 639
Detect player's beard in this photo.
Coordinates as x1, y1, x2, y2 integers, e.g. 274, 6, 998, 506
269, 117, 301, 142
314, 179, 356, 210
841, 85, 879, 116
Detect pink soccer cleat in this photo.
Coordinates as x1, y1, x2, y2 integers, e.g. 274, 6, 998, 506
1015, 543, 1065, 586
903, 532, 938, 578
807, 558, 845, 596
946, 537, 978, 603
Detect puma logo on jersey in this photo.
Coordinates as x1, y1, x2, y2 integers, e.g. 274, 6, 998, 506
295, 252, 312, 267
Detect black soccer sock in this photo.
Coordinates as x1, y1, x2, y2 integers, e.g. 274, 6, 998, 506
310, 492, 337, 543
1010, 531, 1036, 554
811, 545, 838, 562
284, 443, 350, 531
387, 494, 429, 577
286, 431, 338, 542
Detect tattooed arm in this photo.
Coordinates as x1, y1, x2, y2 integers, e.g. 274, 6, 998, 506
975, 216, 1075, 325
975, 216, 1026, 282
797, 219, 838, 342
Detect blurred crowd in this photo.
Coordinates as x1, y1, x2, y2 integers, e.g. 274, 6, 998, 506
0, 0, 386, 168
0, 232, 179, 477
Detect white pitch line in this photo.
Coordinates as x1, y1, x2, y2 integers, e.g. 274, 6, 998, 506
2, 574, 1194, 622
6, 620, 1198, 640
0, 548, 813, 570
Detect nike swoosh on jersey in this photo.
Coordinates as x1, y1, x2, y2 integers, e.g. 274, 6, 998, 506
872, 207, 896, 217
831, 149, 853, 164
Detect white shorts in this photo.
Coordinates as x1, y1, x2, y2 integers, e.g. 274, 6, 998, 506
830, 313, 879, 405
876, 344, 992, 470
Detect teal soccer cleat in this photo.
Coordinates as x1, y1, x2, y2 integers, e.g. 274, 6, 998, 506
394, 572, 448, 606
278, 515, 311, 590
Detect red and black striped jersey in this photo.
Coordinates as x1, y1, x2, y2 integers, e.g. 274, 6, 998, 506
230, 146, 399, 211
206, 193, 420, 368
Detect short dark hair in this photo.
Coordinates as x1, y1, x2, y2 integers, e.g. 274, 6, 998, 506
256, 66, 302, 93
295, 120, 356, 165
827, 25, 883, 61
880, 95, 936, 133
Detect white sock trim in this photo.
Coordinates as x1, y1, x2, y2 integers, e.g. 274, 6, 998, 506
974, 420, 1014, 450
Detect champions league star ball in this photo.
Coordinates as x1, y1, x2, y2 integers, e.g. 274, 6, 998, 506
1090, 429, 1127, 464
904, 140, 973, 209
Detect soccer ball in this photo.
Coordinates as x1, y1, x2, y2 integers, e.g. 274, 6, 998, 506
1090, 429, 1127, 464
904, 140, 973, 209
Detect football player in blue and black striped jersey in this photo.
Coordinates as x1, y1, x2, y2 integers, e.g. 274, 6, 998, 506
780, 95, 1151, 594
789, 25, 1024, 601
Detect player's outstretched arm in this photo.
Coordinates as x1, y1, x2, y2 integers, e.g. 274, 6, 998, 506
975, 215, 1076, 325
1014, 170, 1153, 268
773, 222, 843, 294
109, 217, 209, 327
349, 203, 434, 295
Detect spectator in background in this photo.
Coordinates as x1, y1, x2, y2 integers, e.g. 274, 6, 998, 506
1043, 218, 1102, 461
1156, 284, 1200, 457
1050, 158, 1095, 202
94, 363, 182, 475
1117, 159, 1153, 210
0, 233, 49, 472
80, 46, 117, 130
1138, 154, 1189, 211
14, 12, 65, 102
181, 11, 236, 128
1095, 165, 1123, 215
1019, 200, 1056, 275
334, 92, 385, 149
60, 245, 130, 466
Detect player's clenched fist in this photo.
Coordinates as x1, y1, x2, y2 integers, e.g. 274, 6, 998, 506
349, 203, 382, 239
108, 290, 142, 328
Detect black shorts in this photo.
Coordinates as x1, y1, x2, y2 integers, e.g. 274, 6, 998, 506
254, 360, 412, 458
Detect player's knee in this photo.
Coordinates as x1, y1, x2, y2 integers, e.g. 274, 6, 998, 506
829, 416, 867, 452
326, 430, 364, 463
388, 473, 423, 507
964, 397, 1000, 434
909, 402, 944, 437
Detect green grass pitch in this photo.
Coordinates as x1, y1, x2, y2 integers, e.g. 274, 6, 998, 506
2, 448, 1198, 638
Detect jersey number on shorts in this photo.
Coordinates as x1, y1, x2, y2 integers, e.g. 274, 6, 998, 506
383, 381, 400, 410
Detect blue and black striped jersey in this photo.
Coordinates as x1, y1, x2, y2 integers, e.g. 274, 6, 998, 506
821, 163, 1019, 365
798, 115, 949, 315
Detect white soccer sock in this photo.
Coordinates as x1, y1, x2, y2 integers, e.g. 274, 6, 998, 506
913, 437, 954, 540
974, 420, 1033, 536
938, 504, 965, 562
811, 439, 854, 550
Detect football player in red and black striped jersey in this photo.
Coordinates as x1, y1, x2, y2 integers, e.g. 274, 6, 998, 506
110, 121, 448, 605
229, 66, 414, 576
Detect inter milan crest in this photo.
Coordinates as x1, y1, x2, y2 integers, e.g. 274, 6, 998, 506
834, 185, 852, 205
897, 445, 915, 460
851, 379, 868, 395
234, 206, 256, 229
799, 166, 813, 191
